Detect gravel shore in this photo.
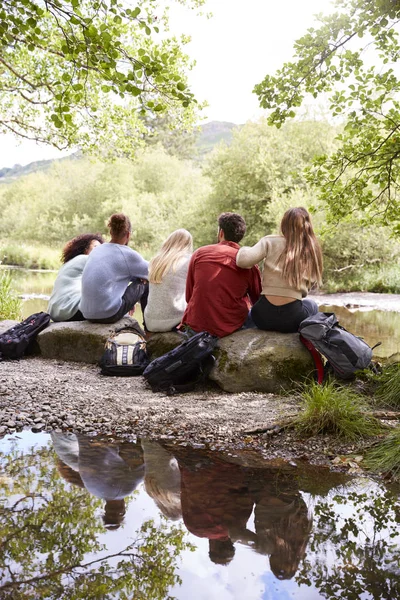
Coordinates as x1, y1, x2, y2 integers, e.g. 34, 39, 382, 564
0, 356, 382, 470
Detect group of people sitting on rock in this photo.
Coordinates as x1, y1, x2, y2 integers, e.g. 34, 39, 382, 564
48, 207, 323, 337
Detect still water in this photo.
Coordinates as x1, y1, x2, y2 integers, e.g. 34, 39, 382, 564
4, 267, 400, 359
0, 431, 399, 599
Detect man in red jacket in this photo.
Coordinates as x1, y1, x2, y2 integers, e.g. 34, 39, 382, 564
181, 212, 261, 338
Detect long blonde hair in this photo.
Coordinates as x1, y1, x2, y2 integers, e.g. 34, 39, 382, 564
279, 207, 323, 290
149, 229, 193, 284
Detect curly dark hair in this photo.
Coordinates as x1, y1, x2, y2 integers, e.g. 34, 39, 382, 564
62, 233, 104, 264
107, 213, 132, 239
218, 212, 246, 243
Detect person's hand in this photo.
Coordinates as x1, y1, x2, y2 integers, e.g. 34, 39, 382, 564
129, 305, 136, 316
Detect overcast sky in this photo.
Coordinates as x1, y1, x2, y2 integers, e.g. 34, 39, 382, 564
0, 0, 335, 168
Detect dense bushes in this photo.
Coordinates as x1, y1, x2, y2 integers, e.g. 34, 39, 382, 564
0, 119, 399, 293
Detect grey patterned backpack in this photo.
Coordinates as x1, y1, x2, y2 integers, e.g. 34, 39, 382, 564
299, 312, 376, 380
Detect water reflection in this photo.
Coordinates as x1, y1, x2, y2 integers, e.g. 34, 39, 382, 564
1, 432, 399, 599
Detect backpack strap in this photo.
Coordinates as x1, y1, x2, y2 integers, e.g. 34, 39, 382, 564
299, 335, 325, 384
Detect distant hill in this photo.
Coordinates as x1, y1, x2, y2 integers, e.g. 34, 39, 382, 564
0, 152, 80, 184
0, 121, 239, 182
195, 121, 238, 157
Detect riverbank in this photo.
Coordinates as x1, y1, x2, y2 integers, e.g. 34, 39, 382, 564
0, 356, 393, 472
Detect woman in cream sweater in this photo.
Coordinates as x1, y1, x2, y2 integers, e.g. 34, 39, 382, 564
144, 229, 193, 332
236, 207, 322, 333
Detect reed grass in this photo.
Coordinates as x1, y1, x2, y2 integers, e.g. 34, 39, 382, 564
295, 380, 383, 440
375, 363, 400, 408
0, 270, 22, 320
365, 428, 400, 479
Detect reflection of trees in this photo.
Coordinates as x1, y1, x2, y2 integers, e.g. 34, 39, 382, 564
296, 487, 400, 599
0, 442, 191, 599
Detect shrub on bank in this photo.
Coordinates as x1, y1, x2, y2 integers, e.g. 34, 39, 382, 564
0, 271, 22, 320
295, 380, 383, 440
322, 264, 400, 294
0, 242, 60, 270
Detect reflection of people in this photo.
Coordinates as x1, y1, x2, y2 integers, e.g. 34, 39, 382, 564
236, 207, 323, 332
51, 432, 80, 471
141, 440, 182, 520
80, 213, 149, 323
56, 459, 86, 489
48, 234, 104, 322
174, 448, 254, 565
51, 432, 85, 489
181, 212, 262, 337
77, 436, 145, 529
250, 474, 312, 580
144, 229, 193, 333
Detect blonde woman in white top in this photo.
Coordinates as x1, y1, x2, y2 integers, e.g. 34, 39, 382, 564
144, 229, 193, 332
236, 207, 323, 333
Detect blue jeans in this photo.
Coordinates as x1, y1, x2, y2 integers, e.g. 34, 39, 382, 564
249, 296, 319, 333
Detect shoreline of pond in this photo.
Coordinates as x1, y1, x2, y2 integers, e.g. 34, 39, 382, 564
0, 355, 397, 478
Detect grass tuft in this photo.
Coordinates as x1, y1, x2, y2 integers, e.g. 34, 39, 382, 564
0, 270, 22, 320
365, 428, 400, 479
295, 380, 383, 441
375, 363, 400, 408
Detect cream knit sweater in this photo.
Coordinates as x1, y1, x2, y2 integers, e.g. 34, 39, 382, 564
236, 235, 308, 300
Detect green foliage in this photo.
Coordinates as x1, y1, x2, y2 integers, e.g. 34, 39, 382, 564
199, 118, 339, 247
0, 241, 60, 269
296, 487, 400, 597
0, 270, 22, 319
254, 0, 400, 233
320, 218, 400, 291
0, 0, 205, 156
0, 440, 191, 598
295, 380, 383, 440
0, 148, 211, 257
323, 261, 400, 294
366, 427, 400, 479
375, 362, 400, 407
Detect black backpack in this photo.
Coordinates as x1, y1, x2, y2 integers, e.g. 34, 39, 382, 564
143, 331, 219, 395
0, 312, 51, 360
299, 312, 376, 380
99, 323, 149, 376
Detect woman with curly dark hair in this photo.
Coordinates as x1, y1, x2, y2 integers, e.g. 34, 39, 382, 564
48, 233, 104, 321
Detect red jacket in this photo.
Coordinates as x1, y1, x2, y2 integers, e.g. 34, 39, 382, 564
181, 241, 261, 338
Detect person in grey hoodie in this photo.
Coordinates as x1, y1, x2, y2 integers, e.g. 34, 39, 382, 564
80, 213, 149, 323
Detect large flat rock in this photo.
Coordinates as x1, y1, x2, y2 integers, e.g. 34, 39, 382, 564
0, 318, 316, 392
209, 329, 315, 393
36, 317, 140, 364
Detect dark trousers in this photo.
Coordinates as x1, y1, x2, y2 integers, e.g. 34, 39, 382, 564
66, 309, 85, 322
89, 280, 149, 324
250, 295, 319, 333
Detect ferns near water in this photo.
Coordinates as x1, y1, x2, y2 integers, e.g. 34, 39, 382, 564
366, 428, 400, 479
0, 270, 22, 320
295, 380, 383, 441
375, 363, 400, 407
